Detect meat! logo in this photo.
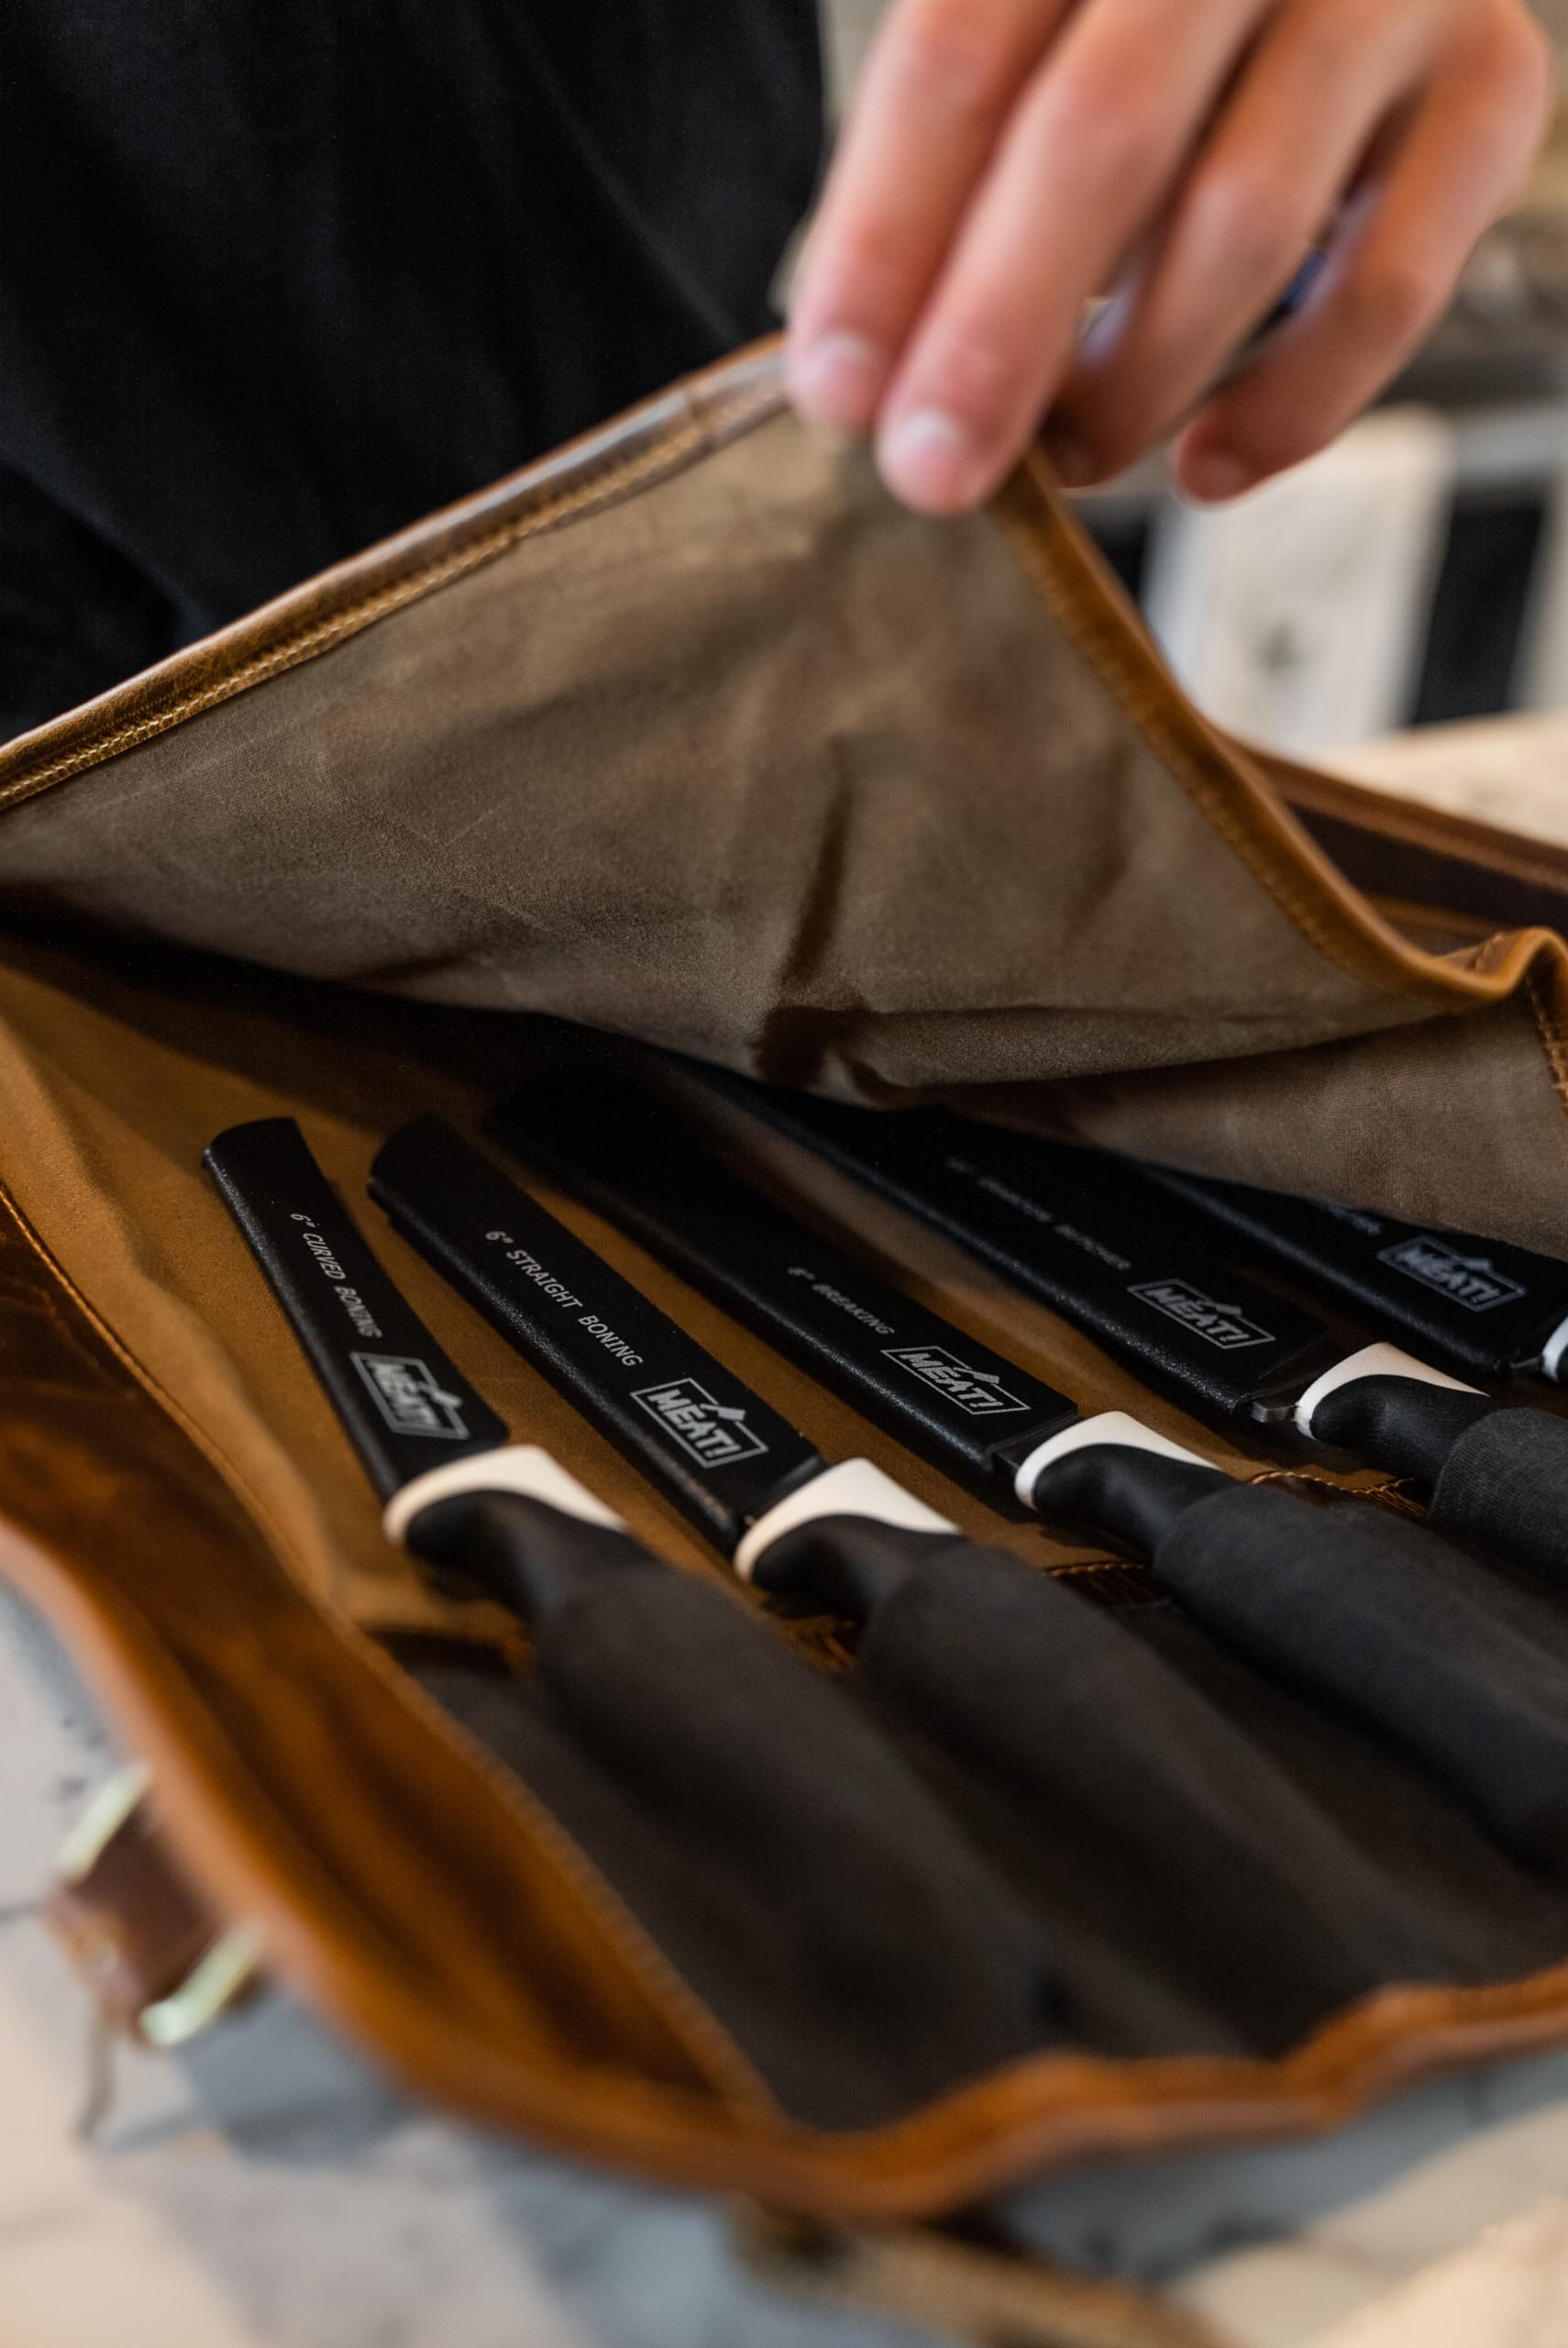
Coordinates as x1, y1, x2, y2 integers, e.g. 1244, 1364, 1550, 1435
632, 1379, 769, 1468
351, 1353, 471, 1439
883, 1344, 1030, 1416
1128, 1280, 1274, 1351
1378, 1236, 1525, 1314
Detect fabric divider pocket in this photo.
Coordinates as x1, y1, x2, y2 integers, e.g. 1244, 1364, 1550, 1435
399, 1499, 1061, 2132
1155, 1483, 1568, 1872
757, 1523, 1486, 2058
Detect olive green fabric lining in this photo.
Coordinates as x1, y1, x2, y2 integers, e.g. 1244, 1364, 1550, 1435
2, 379, 1564, 1246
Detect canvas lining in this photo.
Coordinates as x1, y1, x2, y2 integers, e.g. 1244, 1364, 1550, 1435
5, 339, 1568, 2205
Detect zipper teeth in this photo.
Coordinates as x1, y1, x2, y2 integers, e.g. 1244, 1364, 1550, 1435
0, 415, 706, 814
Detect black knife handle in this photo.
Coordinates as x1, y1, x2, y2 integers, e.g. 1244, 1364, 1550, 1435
1151, 1479, 1568, 1871
382, 1439, 653, 1619
1021, 1423, 1234, 1556
1428, 1405, 1568, 1583
1295, 1341, 1494, 1484
402, 1488, 656, 1622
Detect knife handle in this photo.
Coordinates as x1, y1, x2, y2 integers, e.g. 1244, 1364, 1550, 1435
728, 1457, 958, 1614
383, 1445, 651, 1620
1424, 1405, 1568, 1584
1150, 1478, 1568, 1870
734, 1420, 1231, 1605
1013, 1412, 1232, 1554
1294, 1343, 1494, 1483
732, 1456, 959, 1587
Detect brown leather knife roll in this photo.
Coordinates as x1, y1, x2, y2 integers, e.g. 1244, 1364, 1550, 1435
6, 336, 1568, 2220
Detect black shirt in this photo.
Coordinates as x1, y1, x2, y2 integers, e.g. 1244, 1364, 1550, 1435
0, 2, 823, 737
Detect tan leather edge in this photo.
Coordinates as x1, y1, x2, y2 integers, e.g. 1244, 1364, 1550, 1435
0, 1509, 800, 2150
6, 353, 1568, 2204
0, 1175, 784, 2132
1255, 742, 1568, 893
1244, 751, 1568, 1134
10, 1202, 1568, 2217
18, 1487, 1568, 2220
992, 454, 1568, 1029
0, 339, 790, 814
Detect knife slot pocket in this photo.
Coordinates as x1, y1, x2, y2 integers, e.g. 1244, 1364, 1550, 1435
11, 930, 1568, 2180
1153, 1481, 1568, 1875
385, 1529, 1064, 2134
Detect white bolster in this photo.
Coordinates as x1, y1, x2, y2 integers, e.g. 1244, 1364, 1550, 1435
1294, 1341, 1482, 1440
1012, 1412, 1209, 1511
383, 1444, 624, 1545
1540, 1314, 1568, 1387
733, 1459, 956, 1584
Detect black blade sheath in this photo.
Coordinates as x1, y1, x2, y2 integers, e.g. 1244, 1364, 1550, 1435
489, 1075, 1078, 1515
369, 1117, 825, 1555
204, 1117, 508, 1498
496, 1073, 1568, 1893
1143, 1163, 1568, 1387
678, 1066, 1568, 1590
208, 1119, 1060, 2103
690, 1070, 1340, 1424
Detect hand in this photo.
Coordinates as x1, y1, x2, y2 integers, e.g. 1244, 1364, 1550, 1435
787, 0, 1552, 511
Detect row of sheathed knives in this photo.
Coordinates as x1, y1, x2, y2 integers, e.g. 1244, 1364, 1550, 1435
204, 1057, 1568, 2067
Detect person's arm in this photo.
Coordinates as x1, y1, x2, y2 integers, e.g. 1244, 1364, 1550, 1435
788, 0, 1552, 510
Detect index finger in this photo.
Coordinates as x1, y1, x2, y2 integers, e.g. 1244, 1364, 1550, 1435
874, 0, 1269, 510
788, 0, 1070, 432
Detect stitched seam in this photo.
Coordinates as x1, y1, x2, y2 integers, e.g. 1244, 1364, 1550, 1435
686, 378, 788, 445
1248, 1466, 1423, 1517
0, 417, 708, 811
1527, 964, 1568, 1122
1246, 1468, 1407, 1497
0, 1186, 330, 1596
336, 1631, 782, 2119
0, 1180, 778, 2116
800, 1953, 1568, 2165
991, 485, 1433, 990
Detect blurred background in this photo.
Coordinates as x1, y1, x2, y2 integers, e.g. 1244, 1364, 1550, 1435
824, 1, 1568, 821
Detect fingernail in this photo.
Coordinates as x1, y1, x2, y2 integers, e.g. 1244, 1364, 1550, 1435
1182, 448, 1254, 504
789, 330, 886, 431
1043, 426, 1095, 489
878, 408, 982, 513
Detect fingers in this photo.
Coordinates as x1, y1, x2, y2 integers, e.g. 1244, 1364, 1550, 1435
788, 0, 1070, 434
790, 0, 1552, 517
1175, 4, 1553, 500
1045, 0, 1436, 485
791, 0, 1270, 511
873, 0, 1277, 510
